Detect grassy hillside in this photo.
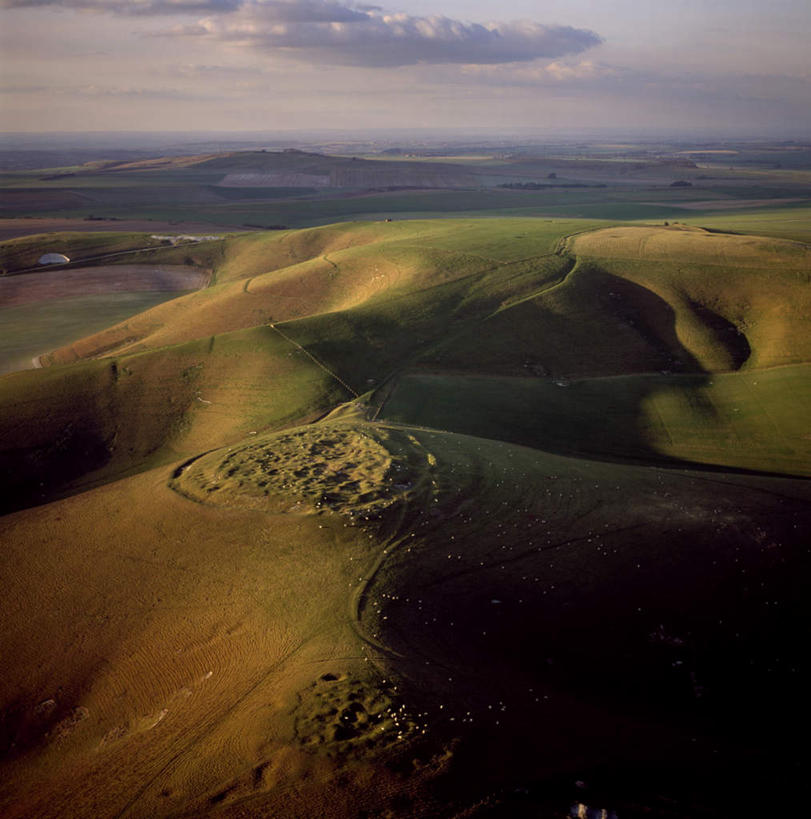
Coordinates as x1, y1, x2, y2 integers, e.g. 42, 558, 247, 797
1, 419, 808, 817
2, 217, 808, 512
0, 324, 350, 514
0, 215, 809, 817
379, 365, 811, 476
40, 219, 597, 362
572, 226, 811, 369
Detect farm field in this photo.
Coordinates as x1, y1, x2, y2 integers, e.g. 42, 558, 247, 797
0, 292, 192, 375
0, 263, 210, 375
0, 153, 809, 819
2, 143, 810, 234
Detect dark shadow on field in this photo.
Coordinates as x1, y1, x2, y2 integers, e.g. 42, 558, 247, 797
379, 273, 724, 471
361, 431, 811, 818
416, 266, 708, 380
686, 297, 751, 369
379, 369, 750, 473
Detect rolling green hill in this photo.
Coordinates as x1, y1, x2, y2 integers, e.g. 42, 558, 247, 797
0, 216, 808, 818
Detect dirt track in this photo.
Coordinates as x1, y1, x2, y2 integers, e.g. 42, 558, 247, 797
0, 264, 207, 306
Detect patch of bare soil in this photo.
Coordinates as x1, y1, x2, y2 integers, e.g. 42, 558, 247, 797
0, 264, 207, 306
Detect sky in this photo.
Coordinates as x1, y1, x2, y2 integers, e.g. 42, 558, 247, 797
0, 0, 809, 136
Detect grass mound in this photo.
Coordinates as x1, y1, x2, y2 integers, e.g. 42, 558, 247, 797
173, 421, 428, 518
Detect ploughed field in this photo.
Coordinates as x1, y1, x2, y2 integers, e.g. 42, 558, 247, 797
0, 218, 809, 818
0, 257, 213, 375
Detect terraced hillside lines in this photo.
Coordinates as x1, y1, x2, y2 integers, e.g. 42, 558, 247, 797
0, 462, 396, 819
42, 218, 595, 366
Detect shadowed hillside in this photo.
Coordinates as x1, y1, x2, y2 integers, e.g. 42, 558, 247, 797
1, 218, 809, 818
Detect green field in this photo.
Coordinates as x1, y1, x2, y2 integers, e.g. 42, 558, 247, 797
9, 191, 809, 235
0, 291, 193, 375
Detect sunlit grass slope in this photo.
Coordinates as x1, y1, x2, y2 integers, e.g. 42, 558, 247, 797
572, 225, 811, 369
42, 219, 598, 363
2, 219, 598, 510
0, 325, 349, 513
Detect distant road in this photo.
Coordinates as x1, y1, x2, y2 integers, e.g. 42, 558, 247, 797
6, 239, 224, 276
0, 217, 255, 241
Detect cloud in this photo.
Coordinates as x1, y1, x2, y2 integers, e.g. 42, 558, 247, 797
183, 8, 601, 66
459, 59, 616, 86
1, 0, 602, 66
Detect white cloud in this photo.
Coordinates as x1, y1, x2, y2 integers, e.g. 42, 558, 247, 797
182, 8, 601, 66
1, 0, 602, 66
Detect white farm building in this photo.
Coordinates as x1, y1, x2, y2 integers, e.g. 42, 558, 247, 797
38, 253, 70, 265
